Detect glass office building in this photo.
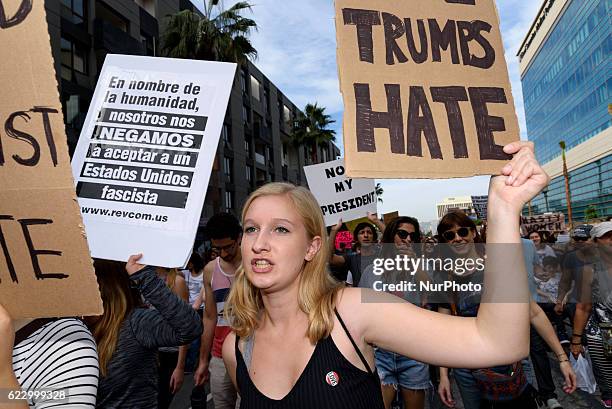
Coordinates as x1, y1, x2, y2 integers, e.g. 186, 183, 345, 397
519, 0, 611, 222
528, 154, 611, 220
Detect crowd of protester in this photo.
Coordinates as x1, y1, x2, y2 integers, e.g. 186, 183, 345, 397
1, 143, 610, 409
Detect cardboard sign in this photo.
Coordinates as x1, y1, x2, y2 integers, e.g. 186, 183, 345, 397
304, 158, 377, 226
335, 0, 520, 178
471, 195, 488, 221
520, 213, 566, 236
71, 55, 236, 267
345, 216, 369, 236
0, 0, 102, 318
383, 211, 399, 225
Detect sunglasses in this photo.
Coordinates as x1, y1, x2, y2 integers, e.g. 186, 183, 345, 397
442, 227, 471, 242
573, 236, 588, 242
396, 230, 419, 242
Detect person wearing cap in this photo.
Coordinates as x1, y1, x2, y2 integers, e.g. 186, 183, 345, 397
570, 221, 612, 408
572, 225, 593, 243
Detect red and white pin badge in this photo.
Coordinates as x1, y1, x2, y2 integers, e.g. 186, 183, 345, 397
325, 371, 340, 387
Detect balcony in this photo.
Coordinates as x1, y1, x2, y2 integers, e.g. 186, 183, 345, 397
94, 19, 144, 55
255, 152, 266, 165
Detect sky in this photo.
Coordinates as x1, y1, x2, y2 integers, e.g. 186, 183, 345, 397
193, 0, 543, 222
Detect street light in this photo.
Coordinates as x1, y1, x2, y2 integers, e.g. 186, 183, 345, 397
559, 140, 573, 230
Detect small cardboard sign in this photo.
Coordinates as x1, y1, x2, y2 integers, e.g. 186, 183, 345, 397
471, 195, 488, 221
71, 55, 236, 267
520, 213, 566, 236
383, 211, 399, 226
0, 0, 102, 318
335, 0, 520, 178
304, 158, 377, 226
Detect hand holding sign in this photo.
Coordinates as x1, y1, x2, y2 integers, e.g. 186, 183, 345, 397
331, 219, 343, 232
126, 253, 145, 276
489, 142, 549, 215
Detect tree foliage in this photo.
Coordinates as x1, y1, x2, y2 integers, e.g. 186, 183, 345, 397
291, 103, 336, 164
162, 1, 257, 63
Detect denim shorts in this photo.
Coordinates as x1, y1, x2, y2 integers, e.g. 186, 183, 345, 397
375, 348, 431, 390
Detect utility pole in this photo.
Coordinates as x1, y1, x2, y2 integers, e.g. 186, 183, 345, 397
559, 141, 573, 230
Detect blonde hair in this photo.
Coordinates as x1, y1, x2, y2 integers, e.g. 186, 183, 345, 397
225, 182, 342, 342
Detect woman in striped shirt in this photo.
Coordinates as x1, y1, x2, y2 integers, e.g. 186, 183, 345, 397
1, 304, 99, 408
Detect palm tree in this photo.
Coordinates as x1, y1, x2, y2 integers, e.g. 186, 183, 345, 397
291, 103, 336, 164
161, 0, 257, 63
559, 141, 573, 229
375, 183, 383, 204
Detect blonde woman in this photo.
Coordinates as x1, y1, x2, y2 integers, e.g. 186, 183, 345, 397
222, 142, 549, 408
90, 257, 201, 408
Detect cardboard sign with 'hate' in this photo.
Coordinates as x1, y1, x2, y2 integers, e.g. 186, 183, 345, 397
335, 0, 520, 178
0, 0, 102, 318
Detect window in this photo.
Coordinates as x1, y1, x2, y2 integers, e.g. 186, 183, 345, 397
95, 1, 129, 32
61, 0, 85, 25
322, 147, 328, 162
253, 113, 263, 137
283, 105, 291, 123
223, 157, 233, 182
141, 32, 156, 56
240, 69, 248, 95
250, 75, 260, 101
264, 88, 270, 113
278, 99, 284, 121
224, 191, 234, 210
222, 124, 231, 146
282, 144, 288, 167
60, 37, 88, 81
242, 105, 250, 124
61, 92, 89, 130
246, 165, 253, 182
244, 138, 251, 157
135, 0, 155, 17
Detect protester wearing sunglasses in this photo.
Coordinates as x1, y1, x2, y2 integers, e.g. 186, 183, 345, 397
360, 216, 431, 409
436, 212, 575, 409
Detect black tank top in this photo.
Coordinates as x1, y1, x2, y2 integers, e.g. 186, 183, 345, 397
235, 310, 385, 409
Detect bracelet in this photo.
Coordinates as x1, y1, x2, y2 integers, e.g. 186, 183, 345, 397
570, 342, 582, 345
559, 358, 569, 363
572, 333, 583, 337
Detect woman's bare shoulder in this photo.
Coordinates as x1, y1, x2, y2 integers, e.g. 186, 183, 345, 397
222, 330, 237, 362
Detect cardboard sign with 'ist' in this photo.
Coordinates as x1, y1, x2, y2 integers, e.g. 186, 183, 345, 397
335, 0, 520, 178
0, 0, 102, 318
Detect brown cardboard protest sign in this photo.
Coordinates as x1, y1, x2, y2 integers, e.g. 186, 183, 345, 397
335, 0, 520, 178
0, 0, 102, 318
383, 211, 399, 225
520, 214, 566, 236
